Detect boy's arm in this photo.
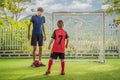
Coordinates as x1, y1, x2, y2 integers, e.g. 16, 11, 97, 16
66, 39, 69, 48
48, 30, 56, 49
65, 32, 69, 48
28, 22, 32, 40
48, 38, 54, 49
42, 23, 46, 41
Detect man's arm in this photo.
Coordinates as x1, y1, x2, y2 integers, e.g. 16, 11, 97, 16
42, 23, 46, 41
48, 38, 54, 49
28, 22, 32, 40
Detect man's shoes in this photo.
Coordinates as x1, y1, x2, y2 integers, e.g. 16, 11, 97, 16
30, 63, 35, 67
40, 63, 46, 67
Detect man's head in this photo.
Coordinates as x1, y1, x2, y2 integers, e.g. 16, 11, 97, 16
57, 20, 64, 29
37, 7, 44, 16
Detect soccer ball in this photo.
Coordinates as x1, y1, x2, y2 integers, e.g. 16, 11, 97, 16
34, 60, 41, 67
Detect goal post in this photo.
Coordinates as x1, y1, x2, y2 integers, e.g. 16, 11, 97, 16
52, 12, 105, 63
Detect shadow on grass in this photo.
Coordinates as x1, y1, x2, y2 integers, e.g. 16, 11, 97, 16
21, 69, 120, 80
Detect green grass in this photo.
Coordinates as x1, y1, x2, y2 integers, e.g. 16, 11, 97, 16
0, 58, 120, 80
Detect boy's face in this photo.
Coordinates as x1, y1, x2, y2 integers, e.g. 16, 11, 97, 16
37, 11, 43, 16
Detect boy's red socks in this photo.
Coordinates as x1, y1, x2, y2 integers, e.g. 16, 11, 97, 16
47, 59, 53, 72
61, 60, 65, 73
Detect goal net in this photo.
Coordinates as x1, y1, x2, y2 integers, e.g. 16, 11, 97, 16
52, 12, 105, 63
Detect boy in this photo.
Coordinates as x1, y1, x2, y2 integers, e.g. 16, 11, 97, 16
28, 7, 46, 67
45, 20, 69, 75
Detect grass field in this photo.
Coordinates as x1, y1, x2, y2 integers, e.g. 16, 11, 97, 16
0, 58, 120, 80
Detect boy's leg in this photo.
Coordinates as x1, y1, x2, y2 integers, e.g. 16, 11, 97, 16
46, 53, 58, 75
60, 59, 65, 75
46, 58, 54, 74
59, 53, 65, 75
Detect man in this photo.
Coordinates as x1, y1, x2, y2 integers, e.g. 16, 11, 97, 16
28, 7, 46, 67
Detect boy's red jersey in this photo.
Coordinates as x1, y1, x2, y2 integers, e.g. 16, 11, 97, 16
51, 29, 69, 53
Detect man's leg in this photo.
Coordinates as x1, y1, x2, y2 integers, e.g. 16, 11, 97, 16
38, 34, 45, 66
31, 46, 37, 67
31, 34, 37, 66
33, 46, 37, 62
38, 46, 42, 61
38, 46, 46, 66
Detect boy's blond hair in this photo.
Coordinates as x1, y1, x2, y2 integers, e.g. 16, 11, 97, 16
57, 20, 64, 28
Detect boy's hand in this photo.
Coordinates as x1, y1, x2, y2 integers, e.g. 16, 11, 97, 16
43, 36, 46, 41
65, 44, 68, 48
48, 45, 51, 50
28, 34, 30, 40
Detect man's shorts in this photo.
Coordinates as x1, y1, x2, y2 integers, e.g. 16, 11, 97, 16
50, 52, 65, 59
31, 34, 43, 46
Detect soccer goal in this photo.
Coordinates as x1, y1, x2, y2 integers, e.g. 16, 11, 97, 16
52, 12, 105, 64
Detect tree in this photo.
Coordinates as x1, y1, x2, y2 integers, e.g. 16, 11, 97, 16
103, 0, 120, 25
1, 0, 31, 21
103, 0, 120, 15
0, 0, 6, 18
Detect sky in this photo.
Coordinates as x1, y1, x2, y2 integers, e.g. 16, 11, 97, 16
24, 0, 110, 13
